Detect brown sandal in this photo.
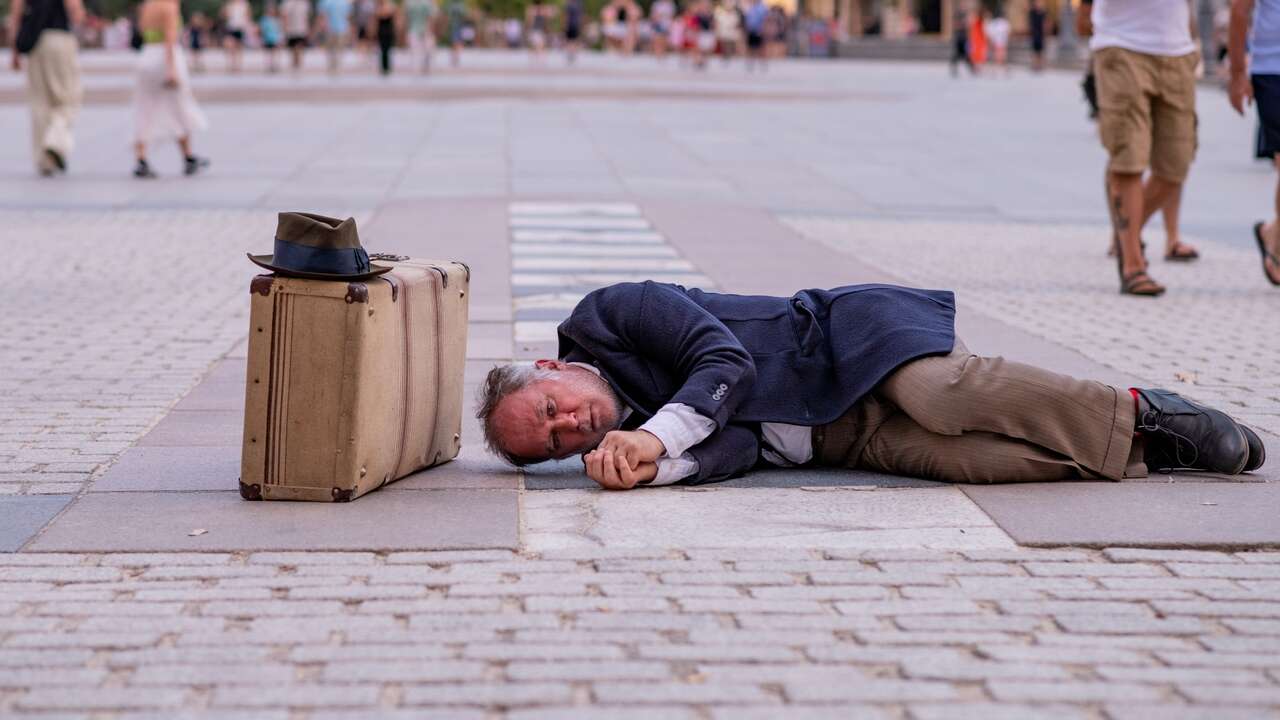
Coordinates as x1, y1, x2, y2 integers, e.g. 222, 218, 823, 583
1113, 234, 1164, 296
1121, 270, 1166, 296
1255, 222, 1280, 286
1164, 241, 1199, 262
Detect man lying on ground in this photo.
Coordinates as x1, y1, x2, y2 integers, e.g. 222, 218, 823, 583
477, 281, 1266, 489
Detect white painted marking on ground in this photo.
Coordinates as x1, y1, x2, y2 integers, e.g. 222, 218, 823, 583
512, 244, 679, 258
508, 202, 640, 216
512, 230, 664, 244
512, 273, 715, 287
508, 217, 651, 230
513, 257, 697, 272
514, 321, 562, 342
514, 293, 589, 311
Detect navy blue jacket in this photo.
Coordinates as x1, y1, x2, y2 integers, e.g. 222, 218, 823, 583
557, 281, 956, 484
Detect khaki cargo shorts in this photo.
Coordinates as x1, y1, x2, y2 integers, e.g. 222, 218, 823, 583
1094, 46, 1199, 182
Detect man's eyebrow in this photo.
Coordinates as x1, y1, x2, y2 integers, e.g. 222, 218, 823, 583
536, 397, 554, 456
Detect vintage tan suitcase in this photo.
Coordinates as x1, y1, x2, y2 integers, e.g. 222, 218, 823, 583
239, 259, 469, 502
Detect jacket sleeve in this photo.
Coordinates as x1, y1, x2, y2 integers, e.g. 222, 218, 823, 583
682, 424, 759, 485
560, 282, 756, 429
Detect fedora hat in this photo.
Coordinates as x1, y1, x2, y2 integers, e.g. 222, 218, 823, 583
248, 212, 393, 281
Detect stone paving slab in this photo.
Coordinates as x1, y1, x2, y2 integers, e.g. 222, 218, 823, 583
521, 487, 1018, 552
134, 410, 243, 448
26, 489, 518, 551
963, 483, 1280, 549
89, 446, 239, 493
0, 497, 72, 552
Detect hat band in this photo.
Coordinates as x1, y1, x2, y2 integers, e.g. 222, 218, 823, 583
272, 237, 371, 276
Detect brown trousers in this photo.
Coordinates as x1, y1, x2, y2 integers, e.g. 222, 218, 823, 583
813, 341, 1146, 483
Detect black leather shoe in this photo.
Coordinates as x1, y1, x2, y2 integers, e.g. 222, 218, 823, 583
1135, 388, 1249, 475
1241, 425, 1266, 473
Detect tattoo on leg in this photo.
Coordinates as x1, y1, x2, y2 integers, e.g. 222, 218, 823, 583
1112, 195, 1129, 233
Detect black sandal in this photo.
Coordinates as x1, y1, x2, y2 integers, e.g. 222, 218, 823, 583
1255, 222, 1280, 286
1121, 269, 1166, 296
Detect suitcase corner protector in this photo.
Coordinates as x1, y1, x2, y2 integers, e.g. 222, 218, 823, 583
344, 284, 370, 304
239, 481, 263, 500
331, 487, 355, 503
250, 275, 275, 296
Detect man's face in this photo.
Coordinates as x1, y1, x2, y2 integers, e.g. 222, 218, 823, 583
492, 362, 625, 463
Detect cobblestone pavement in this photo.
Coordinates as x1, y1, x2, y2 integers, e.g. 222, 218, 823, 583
3, 52, 1279, 716
2, 548, 1280, 718
0, 211, 272, 497
784, 217, 1280, 440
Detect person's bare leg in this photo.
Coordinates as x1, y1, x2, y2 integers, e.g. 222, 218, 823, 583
1266, 155, 1280, 280
1138, 176, 1194, 258
177, 135, 192, 157
133, 140, 153, 177
1109, 170, 1163, 290
1107, 172, 1179, 255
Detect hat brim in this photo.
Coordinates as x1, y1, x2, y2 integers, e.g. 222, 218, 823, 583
247, 253, 394, 281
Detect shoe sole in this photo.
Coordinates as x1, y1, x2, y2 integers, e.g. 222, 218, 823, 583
1241, 425, 1266, 473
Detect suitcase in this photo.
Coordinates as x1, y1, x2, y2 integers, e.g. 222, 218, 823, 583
239, 259, 470, 502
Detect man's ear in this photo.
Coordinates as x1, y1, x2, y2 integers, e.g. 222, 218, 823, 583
534, 359, 567, 371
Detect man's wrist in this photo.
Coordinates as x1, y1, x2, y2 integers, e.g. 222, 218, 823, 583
638, 429, 668, 458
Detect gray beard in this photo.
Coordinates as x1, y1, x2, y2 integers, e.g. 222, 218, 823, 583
584, 371, 629, 445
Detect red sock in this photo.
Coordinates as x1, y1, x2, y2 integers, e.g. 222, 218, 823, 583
1130, 388, 1141, 437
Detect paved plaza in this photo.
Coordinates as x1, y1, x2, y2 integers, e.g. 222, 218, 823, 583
0, 49, 1278, 717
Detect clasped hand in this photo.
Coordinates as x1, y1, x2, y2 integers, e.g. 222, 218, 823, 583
581, 429, 665, 491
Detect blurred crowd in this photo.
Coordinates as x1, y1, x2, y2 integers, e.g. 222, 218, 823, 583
8, 0, 798, 70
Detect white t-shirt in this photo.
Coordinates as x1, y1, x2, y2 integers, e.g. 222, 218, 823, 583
986, 17, 1010, 48
282, 0, 312, 36
1089, 0, 1196, 56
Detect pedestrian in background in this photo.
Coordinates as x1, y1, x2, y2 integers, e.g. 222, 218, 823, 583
132, 0, 209, 179
260, 2, 283, 72
713, 0, 741, 64
744, 0, 768, 71
281, 0, 311, 71
985, 9, 1010, 76
1229, 0, 1280, 286
317, 0, 353, 73
354, 0, 376, 64
221, 0, 251, 71
949, 8, 973, 76
526, 0, 552, 64
1080, 0, 1200, 296
764, 4, 785, 58
649, 0, 675, 58
404, 0, 435, 72
601, 0, 623, 53
7, 0, 83, 176
967, 8, 986, 71
563, 0, 583, 64
1028, 0, 1046, 71
445, 0, 467, 66
371, 0, 399, 75
187, 10, 208, 71
692, 0, 715, 68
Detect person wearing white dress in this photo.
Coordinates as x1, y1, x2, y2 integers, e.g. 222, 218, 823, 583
985, 11, 1010, 76
132, 0, 209, 178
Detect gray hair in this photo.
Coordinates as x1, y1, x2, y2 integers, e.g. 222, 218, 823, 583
476, 363, 557, 467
